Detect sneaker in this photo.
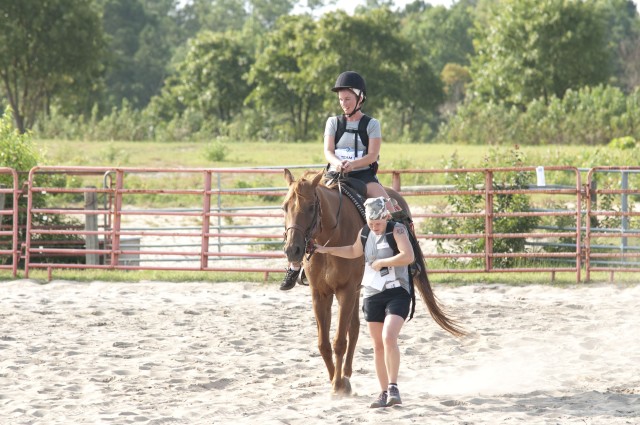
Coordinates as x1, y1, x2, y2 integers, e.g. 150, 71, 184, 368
279, 268, 301, 290
387, 385, 402, 406
369, 391, 388, 408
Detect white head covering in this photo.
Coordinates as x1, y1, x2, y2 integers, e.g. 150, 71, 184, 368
364, 197, 389, 220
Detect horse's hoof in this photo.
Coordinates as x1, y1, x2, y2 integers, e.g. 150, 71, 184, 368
342, 377, 352, 395
332, 377, 352, 397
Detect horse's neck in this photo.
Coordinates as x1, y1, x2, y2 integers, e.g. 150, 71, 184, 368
317, 186, 363, 244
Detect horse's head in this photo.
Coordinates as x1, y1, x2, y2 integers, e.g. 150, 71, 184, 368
282, 169, 323, 264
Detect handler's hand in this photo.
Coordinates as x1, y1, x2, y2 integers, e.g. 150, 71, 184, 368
314, 244, 328, 254
370, 259, 384, 271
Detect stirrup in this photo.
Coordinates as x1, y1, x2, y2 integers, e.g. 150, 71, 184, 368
298, 269, 309, 286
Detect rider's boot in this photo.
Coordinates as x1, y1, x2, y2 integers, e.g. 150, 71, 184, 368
280, 266, 301, 290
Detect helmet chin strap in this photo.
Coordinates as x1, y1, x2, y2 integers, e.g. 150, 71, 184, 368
346, 106, 361, 117
345, 94, 363, 117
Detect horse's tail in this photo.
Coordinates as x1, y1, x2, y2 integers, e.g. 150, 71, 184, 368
411, 240, 466, 337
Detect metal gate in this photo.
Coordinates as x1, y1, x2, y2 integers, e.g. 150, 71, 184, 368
0, 165, 635, 282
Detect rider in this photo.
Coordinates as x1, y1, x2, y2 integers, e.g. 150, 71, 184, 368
280, 70, 396, 291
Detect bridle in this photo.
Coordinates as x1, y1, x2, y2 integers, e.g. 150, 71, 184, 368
284, 191, 322, 260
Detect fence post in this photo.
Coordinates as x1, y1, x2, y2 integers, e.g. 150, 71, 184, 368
0, 183, 5, 212
621, 171, 629, 260
485, 170, 494, 272
85, 187, 99, 265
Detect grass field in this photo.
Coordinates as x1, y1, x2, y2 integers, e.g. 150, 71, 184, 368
35, 139, 603, 169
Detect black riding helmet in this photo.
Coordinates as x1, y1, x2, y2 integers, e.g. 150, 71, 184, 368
332, 71, 366, 116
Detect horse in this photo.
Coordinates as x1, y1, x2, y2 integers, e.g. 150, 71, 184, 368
282, 168, 465, 395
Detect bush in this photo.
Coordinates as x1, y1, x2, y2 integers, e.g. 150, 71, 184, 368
608, 136, 636, 149
438, 85, 640, 146
422, 146, 540, 268
0, 108, 83, 265
204, 139, 229, 162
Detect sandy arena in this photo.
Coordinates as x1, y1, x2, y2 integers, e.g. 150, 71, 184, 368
1, 279, 639, 424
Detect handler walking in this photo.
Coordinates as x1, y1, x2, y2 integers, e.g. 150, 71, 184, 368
313, 197, 413, 408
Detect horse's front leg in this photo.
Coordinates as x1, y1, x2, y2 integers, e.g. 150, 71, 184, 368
331, 288, 358, 396
312, 292, 335, 381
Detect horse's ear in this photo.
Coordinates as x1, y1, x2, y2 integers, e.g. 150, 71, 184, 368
311, 171, 324, 187
284, 168, 295, 186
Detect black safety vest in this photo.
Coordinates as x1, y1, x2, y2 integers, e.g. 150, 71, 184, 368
360, 221, 417, 320
334, 114, 372, 154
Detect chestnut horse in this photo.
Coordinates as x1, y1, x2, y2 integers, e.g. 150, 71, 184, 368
282, 169, 464, 395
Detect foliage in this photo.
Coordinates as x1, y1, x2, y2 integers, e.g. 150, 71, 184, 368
34, 101, 155, 142
0, 109, 83, 264
400, 0, 475, 74
204, 140, 230, 162
594, 0, 640, 92
100, 0, 177, 111
0, 109, 39, 174
438, 85, 640, 145
152, 30, 254, 125
18, 0, 640, 145
246, 9, 443, 141
423, 147, 540, 268
608, 136, 637, 149
0, 0, 105, 133
470, 0, 610, 108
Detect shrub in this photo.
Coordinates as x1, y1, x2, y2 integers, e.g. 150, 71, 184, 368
422, 146, 540, 268
0, 108, 83, 265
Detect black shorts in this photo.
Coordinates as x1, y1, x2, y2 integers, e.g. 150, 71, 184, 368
362, 287, 411, 323
347, 167, 379, 185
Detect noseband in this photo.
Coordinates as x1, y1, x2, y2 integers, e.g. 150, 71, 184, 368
284, 192, 321, 259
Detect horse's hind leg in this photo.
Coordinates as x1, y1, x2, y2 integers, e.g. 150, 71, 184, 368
312, 292, 335, 381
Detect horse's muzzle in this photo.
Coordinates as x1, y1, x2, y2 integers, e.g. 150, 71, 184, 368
283, 231, 306, 263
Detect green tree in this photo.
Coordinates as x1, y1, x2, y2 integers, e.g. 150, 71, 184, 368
246, 14, 322, 140
174, 30, 254, 121
247, 9, 431, 140
181, 0, 248, 35
593, 0, 640, 92
470, 0, 610, 108
400, 0, 475, 74
0, 0, 105, 133
100, 0, 180, 111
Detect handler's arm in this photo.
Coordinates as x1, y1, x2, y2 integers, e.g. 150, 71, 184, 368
314, 231, 364, 259
371, 225, 414, 270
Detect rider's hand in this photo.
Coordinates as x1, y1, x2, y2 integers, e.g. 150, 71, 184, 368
339, 160, 352, 172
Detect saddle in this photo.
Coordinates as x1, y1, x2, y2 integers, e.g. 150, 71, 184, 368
323, 171, 367, 221
323, 171, 413, 225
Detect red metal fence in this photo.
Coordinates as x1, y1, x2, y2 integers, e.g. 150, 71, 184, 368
380, 166, 584, 282
584, 166, 640, 281
0, 167, 20, 276
0, 165, 637, 282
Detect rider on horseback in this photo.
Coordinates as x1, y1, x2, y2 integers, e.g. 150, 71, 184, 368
281, 70, 397, 290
